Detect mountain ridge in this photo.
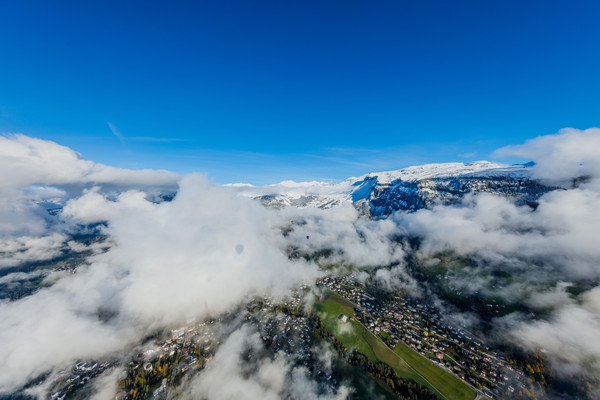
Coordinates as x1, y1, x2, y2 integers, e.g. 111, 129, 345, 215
231, 161, 553, 216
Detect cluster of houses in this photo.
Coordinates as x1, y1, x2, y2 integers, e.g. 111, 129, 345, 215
115, 322, 217, 399
318, 274, 525, 398
49, 360, 113, 400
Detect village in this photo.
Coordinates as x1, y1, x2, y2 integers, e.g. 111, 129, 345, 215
318, 274, 527, 399
45, 280, 530, 400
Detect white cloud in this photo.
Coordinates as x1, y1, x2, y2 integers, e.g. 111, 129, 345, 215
187, 324, 350, 400
0, 134, 178, 189
398, 187, 600, 281
0, 134, 178, 237
62, 188, 157, 224
281, 204, 406, 268
494, 127, 600, 183
511, 304, 600, 372
188, 325, 284, 400
102, 174, 321, 326
91, 367, 126, 400
0, 281, 131, 391
0, 233, 67, 268
0, 175, 320, 393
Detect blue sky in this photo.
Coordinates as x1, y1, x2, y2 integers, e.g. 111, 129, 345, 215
1, 0, 599, 184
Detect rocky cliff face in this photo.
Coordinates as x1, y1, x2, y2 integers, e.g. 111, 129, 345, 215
353, 175, 553, 216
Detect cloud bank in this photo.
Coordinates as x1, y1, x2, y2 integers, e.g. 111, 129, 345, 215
0, 140, 320, 393
0, 134, 178, 237
494, 127, 600, 183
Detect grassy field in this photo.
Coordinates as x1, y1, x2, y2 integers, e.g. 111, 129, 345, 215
314, 291, 476, 400
394, 341, 476, 400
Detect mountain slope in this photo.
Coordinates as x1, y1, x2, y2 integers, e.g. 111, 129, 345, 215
231, 161, 554, 216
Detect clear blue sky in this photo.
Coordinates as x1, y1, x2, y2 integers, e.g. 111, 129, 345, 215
1, 0, 599, 184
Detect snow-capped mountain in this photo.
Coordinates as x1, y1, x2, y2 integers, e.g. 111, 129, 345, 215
231, 161, 554, 216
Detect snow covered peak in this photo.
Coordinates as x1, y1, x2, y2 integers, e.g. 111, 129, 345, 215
272, 180, 336, 188
350, 161, 530, 184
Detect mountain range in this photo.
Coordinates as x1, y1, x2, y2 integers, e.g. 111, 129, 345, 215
231, 161, 553, 216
